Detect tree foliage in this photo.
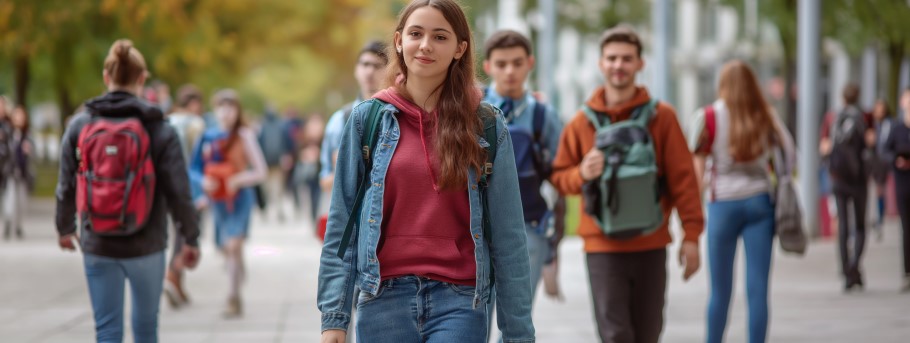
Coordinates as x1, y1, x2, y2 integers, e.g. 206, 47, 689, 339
0, 0, 403, 120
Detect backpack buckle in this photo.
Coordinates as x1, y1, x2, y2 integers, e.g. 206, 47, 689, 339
483, 162, 493, 175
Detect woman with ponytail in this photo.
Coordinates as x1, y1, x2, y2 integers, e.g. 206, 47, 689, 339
55, 39, 201, 343
317, 1, 534, 342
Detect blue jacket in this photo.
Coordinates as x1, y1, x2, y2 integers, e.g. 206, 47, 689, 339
317, 99, 535, 342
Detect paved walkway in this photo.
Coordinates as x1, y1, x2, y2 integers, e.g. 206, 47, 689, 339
1, 199, 908, 342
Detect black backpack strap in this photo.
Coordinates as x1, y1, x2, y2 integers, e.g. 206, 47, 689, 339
336, 100, 384, 259
478, 104, 498, 294
532, 101, 546, 142
530, 102, 551, 179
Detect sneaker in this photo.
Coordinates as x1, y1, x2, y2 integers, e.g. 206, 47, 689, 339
14, 226, 22, 240
902, 276, 910, 293
222, 296, 242, 319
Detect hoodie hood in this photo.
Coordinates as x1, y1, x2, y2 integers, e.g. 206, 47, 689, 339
84, 91, 164, 122
373, 87, 435, 126
373, 87, 441, 191
585, 86, 652, 123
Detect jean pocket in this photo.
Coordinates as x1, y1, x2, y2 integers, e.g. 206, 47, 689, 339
446, 283, 476, 297
357, 283, 388, 307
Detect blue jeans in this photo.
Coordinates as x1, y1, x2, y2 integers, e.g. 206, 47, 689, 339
83, 251, 166, 343
706, 193, 774, 343
355, 276, 487, 343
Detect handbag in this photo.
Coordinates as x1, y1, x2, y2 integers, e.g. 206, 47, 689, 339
204, 138, 247, 210
771, 137, 807, 256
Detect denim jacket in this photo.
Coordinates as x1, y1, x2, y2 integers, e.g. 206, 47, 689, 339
317, 99, 535, 342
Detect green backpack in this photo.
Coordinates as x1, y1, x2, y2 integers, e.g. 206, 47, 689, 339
581, 99, 663, 239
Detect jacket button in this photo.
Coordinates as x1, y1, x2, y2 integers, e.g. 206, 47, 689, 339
373, 183, 381, 187
368, 219, 376, 223
471, 185, 477, 190
474, 233, 481, 239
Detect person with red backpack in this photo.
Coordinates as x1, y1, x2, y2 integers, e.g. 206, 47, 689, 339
55, 39, 201, 343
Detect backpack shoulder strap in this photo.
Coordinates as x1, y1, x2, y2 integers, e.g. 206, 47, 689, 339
631, 99, 660, 126
478, 102, 497, 294
532, 101, 546, 142
582, 105, 607, 130
704, 104, 717, 152
336, 99, 384, 259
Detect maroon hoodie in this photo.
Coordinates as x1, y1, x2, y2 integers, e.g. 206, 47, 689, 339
372, 88, 475, 286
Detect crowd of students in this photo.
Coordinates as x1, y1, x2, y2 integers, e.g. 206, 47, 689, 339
37, 0, 910, 342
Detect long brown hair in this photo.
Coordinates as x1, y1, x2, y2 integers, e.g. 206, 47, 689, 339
215, 97, 246, 153
718, 60, 775, 162
103, 39, 147, 87
386, 0, 484, 190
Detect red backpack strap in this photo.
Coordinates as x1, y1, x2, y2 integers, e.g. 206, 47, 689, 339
704, 105, 716, 152
706, 105, 718, 202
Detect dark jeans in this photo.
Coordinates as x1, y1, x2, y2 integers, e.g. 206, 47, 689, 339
894, 176, 910, 275
586, 249, 667, 343
834, 190, 868, 283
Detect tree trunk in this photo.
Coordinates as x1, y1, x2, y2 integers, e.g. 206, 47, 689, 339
56, 84, 73, 128
13, 53, 29, 108
887, 41, 905, 112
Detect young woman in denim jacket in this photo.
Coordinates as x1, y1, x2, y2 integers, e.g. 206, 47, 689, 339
317, 1, 535, 342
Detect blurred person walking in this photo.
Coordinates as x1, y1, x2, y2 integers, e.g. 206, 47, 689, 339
0, 95, 15, 236
318, 0, 535, 342
189, 93, 267, 318
55, 39, 201, 343
881, 88, 910, 292
549, 26, 704, 343
162, 84, 208, 309
3, 105, 34, 240
318, 40, 389, 238
258, 107, 295, 222
480, 29, 567, 328
820, 83, 876, 292
870, 99, 894, 240
690, 61, 795, 343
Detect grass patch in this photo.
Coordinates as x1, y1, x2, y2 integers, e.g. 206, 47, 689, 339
32, 161, 60, 199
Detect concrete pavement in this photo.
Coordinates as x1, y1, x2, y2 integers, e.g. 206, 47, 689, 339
1, 199, 908, 342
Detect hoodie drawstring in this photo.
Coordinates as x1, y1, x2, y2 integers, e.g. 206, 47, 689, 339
417, 110, 440, 192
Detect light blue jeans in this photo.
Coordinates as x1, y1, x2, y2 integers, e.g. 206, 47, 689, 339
355, 276, 487, 342
83, 251, 166, 343
706, 193, 775, 343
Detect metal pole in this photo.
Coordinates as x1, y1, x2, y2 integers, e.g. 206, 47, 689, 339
798, 0, 821, 237
537, 0, 556, 103
651, 0, 670, 100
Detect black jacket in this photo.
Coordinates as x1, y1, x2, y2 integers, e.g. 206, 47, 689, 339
56, 91, 200, 258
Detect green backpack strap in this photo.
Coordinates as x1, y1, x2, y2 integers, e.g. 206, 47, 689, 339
582, 105, 608, 130
630, 99, 659, 126
336, 100, 384, 259
478, 103, 497, 294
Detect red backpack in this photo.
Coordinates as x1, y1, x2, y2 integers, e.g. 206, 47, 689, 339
76, 117, 156, 236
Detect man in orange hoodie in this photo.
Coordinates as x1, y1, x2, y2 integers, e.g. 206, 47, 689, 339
551, 26, 704, 343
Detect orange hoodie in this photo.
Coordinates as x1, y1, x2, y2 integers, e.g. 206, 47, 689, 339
551, 86, 704, 253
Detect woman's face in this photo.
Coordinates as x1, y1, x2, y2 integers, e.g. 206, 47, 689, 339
215, 103, 239, 130
395, 7, 467, 82
11, 107, 26, 130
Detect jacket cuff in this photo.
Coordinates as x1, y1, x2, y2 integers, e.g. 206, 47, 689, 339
321, 312, 351, 333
